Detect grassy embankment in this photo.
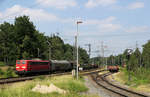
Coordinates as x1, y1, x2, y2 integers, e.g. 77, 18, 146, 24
0, 61, 17, 78
0, 75, 99, 97
112, 67, 150, 92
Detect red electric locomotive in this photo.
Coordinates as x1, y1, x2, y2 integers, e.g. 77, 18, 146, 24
16, 60, 50, 75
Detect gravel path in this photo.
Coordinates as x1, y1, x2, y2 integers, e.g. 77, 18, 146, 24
84, 76, 121, 97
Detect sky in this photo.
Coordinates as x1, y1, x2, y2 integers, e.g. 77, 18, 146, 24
0, 0, 150, 57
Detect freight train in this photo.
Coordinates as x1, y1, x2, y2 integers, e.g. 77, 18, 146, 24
15, 59, 98, 75
107, 65, 119, 72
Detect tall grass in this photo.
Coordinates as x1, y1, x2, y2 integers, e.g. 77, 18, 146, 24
122, 68, 150, 86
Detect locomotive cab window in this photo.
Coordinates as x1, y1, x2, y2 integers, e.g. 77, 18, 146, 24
17, 61, 20, 64
22, 61, 26, 64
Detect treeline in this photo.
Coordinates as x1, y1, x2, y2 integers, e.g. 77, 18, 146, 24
106, 41, 150, 70
91, 41, 150, 69
92, 41, 150, 83
0, 15, 89, 65
107, 42, 150, 83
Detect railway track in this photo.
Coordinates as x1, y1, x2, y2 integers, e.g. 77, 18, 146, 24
91, 72, 149, 97
0, 68, 104, 85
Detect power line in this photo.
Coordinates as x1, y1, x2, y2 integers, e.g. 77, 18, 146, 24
85, 43, 91, 58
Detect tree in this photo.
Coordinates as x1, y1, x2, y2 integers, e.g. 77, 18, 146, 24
48, 35, 65, 60
14, 15, 39, 59
79, 47, 89, 64
142, 40, 150, 68
0, 22, 15, 64
63, 44, 74, 60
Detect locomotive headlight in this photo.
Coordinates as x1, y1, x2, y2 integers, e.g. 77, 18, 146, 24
22, 66, 26, 69
16, 67, 19, 68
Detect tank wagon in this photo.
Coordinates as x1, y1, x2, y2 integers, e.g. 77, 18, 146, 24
79, 64, 98, 70
50, 60, 73, 72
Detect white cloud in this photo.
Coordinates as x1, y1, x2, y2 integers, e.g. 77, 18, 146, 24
126, 26, 150, 33
84, 16, 116, 25
98, 23, 121, 32
36, 0, 77, 9
128, 2, 144, 9
0, 5, 60, 22
0, 4, 77, 26
85, 0, 117, 8
83, 16, 121, 33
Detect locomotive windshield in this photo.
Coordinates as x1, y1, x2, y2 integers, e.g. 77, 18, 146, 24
22, 61, 26, 64
17, 61, 20, 64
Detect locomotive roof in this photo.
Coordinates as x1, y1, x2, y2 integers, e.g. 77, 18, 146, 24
50, 60, 70, 64
16, 60, 49, 62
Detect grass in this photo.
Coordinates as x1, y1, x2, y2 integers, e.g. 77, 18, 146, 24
0, 75, 100, 97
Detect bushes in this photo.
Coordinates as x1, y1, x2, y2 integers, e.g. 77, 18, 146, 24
123, 67, 150, 86
0, 67, 17, 78
0, 61, 5, 66
0, 68, 4, 75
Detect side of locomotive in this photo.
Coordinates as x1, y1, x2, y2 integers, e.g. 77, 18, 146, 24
16, 60, 50, 75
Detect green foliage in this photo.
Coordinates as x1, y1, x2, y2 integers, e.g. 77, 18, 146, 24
63, 44, 74, 60
142, 40, 150, 68
79, 47, 89, 64
0, 61, 5, 66
0, 68, 4, 75
0, 67, 17, 78
122, 68, 150, 86
4, 67, 17, 78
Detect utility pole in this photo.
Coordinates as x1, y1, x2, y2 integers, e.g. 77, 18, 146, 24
73, 42, 76, 62
49, 47, 51, 60
76, 20, 82, 80
127, 49, 133, 81
136, 41, 138, 49
85, 44, 91, 58
46, 39, 51, 60
37, 48, 40, 58
101, 41, 104, 65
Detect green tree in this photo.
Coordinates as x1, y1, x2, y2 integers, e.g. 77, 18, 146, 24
0, 22, 15, 64
79, 47, 89, 64
14, 15, 39, 59
47, 35, 64, 60
63, 44, 74, 60
142, 40, 150, 68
